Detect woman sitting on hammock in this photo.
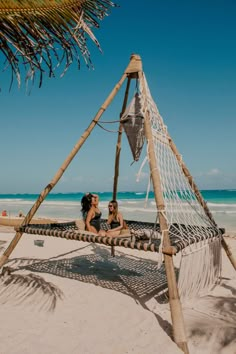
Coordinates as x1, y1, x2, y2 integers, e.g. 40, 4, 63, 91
106, 200, 126, 237
81, 193, 105, 235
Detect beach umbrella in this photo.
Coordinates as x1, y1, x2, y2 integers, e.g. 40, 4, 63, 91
0, 0, 116, 89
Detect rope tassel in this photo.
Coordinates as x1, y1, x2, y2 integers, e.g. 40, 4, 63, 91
178, 237, 222, 300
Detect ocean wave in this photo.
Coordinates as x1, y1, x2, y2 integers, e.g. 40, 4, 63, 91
2, 198, 236, 211
120, 206, 156, 213
0, 200, 80, 206
0, 198, 24, 202
207, 202, 236, 208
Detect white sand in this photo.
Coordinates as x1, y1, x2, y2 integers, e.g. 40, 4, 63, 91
0, 228, 235, 354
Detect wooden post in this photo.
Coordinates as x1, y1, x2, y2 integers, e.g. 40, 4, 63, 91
168, 136, 236, 271
111, 54, 143, 256
110, 77, 131, 257
168, 137, 216, 225
113, 77, 131, 199
112, 53, 143, 200
139, 71, 189, 353
0, 59, 136, 269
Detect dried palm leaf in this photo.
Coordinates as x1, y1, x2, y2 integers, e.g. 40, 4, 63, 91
0, 0, 117, 89
0, 266, 63, 311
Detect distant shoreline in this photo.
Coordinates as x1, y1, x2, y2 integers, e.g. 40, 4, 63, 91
1, 190, 236, 232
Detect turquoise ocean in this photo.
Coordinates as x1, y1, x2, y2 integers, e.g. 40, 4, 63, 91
0, 190, 236, 231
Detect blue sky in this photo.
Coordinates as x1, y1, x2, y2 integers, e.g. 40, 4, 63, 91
0, 0, 236, 193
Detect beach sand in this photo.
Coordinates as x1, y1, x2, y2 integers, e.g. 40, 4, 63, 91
0, 225, 235, 354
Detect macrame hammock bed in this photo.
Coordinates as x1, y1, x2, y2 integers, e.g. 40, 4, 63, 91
18, 219, 224, 255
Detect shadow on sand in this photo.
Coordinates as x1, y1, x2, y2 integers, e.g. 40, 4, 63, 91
0, 243, 173, 337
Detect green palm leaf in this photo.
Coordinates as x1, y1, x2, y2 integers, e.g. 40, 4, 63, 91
0, 0, 117, 88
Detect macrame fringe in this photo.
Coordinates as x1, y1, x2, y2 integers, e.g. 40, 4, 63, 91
177, 236, 222, 301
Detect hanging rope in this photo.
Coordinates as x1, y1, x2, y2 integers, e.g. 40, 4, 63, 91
99, 119, 121, 124
94, 116, 134, 133
138, 73, 222, 298
96, 122, 119, 133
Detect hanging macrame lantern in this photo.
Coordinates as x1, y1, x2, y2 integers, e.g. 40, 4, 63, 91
121, 93, 145, 161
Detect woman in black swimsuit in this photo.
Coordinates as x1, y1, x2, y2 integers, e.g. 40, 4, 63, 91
106, 200, 124, 237
81, 193, 104, 235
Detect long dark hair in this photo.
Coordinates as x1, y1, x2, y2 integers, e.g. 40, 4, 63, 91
81, 193, 92, 219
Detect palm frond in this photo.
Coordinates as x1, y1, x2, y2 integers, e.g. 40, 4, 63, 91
0, 0, 117, 89
0, 266, 63, 311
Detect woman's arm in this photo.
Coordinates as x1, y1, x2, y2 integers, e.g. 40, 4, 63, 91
107, 213, 124, 233
85, 209, 95, 232
117, 213, 124, 230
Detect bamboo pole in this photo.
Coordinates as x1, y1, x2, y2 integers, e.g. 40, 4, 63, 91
113, 77, 131, 199
110, 78, 132, 257
110, 54, 142, 257
0, 61, 135, 269
168, 137, 215, 225
168, 136, 236, 271
113, 54, 142, 199
140, 72, 189, 353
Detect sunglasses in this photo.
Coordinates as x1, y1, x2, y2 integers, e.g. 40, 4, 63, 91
108, 205, 113, 208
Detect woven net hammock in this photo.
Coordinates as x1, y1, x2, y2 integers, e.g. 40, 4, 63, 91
20, 219, 223, 253
20, 217, 223, 300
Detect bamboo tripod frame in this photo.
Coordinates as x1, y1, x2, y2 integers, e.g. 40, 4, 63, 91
0, 54, 235, 353
111, 77, 131, 257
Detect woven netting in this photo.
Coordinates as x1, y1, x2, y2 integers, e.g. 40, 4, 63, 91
19, 219, 221, 255
138, 74, 223, 299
